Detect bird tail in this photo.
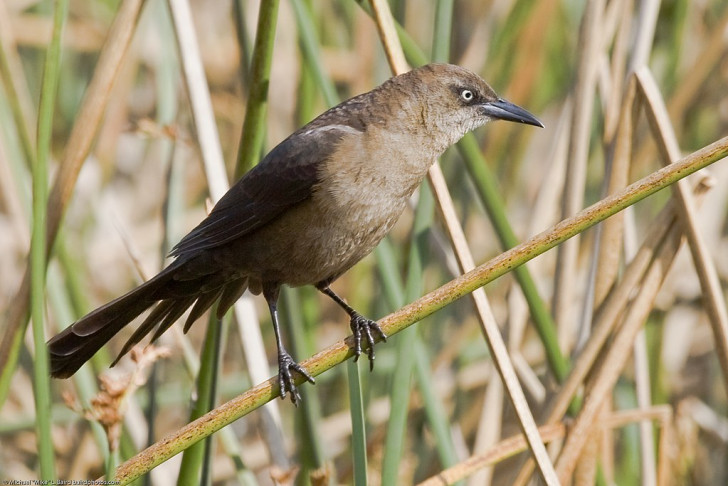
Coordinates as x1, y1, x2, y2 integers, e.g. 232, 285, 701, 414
48, 265, 176, 378
48, 258, 248, 379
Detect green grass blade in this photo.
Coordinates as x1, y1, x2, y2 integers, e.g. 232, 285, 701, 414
31, 0, 70, 479
380, 326, 417, 485
432, 0, 454, 63
347, 360, 369, 486
177, 311, 223, 486
413, 340, 459, 469
290, 0, 338, 106
381, 182, 433, 484
235, 0, 280, 177
283, 286, 327, 477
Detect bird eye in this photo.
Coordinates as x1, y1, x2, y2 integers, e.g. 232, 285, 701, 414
460, 89, 474, 102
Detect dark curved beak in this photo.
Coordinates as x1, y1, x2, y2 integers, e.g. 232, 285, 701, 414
481, 98, 544, 128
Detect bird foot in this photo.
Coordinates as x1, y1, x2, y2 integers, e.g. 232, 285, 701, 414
277, 350, 315, 406
350, 313, 387, 371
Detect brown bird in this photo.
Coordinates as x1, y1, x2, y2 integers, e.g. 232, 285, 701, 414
48, 64, 542, 404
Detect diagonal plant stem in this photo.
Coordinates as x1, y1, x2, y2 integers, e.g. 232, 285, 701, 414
513, 172, 710, 486
110, 135, 727, 484
419, 424, 567, 486
631, 9, 728, 169
554, 199, 688, 482
456, 135, 570, 382
512, 175, 713, 486
419, 405, 672, 486
635, 66, 728, 394
369, 1, 559, 483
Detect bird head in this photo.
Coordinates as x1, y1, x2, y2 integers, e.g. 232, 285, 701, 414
392, 64, 543, 150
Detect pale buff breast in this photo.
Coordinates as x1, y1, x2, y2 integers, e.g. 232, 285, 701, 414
219, 124, 439, 287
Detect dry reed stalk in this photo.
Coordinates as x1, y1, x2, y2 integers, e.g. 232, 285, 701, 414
418, 404, 673, 485
552, 0, 606, 350
636, 66, 728, 394
513, 174, 714, 485
554, 206, 694, 481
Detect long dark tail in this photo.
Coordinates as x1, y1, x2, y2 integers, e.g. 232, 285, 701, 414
48, 260, 248, 378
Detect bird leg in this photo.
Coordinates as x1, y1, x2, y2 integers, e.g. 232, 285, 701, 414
318, 285, 387, 371
263, 285, 314, 405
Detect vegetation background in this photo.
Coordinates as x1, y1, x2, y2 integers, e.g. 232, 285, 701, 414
1, 0, 727, 484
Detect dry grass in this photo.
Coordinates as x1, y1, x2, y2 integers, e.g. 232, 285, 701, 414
1, 0, 728, 485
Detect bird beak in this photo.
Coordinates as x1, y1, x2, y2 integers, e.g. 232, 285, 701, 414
481, 98, 544, 128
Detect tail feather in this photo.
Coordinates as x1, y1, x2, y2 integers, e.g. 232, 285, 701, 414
49, 290, 156, 378
149, 296, 196, 343
111, 296, 197, 367
216, 278, 248, 319
49, 264, 177, 378
111, 300, 177, 366
184, 289, 223, 333
48, 260, 250, 379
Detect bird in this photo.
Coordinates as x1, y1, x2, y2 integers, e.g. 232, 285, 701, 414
48, 63, 543, 404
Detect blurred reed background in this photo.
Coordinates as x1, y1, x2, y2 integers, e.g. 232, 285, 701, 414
1, 0, 728, 484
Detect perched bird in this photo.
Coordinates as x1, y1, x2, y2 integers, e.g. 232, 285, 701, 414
48, 64, 542, 404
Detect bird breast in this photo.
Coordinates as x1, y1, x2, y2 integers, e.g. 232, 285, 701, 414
230, 125, 438, 288
300, 128, 434, 279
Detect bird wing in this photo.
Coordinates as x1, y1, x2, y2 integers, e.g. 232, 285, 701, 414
169, 124, 360, 258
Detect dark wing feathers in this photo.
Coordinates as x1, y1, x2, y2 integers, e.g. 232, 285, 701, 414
169, 124, 358, 258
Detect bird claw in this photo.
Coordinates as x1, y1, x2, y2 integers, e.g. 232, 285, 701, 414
350, 313, 387, 371
277, 350, 315, 406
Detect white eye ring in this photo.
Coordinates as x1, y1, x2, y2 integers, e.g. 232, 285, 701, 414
460, 89, 474, 102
